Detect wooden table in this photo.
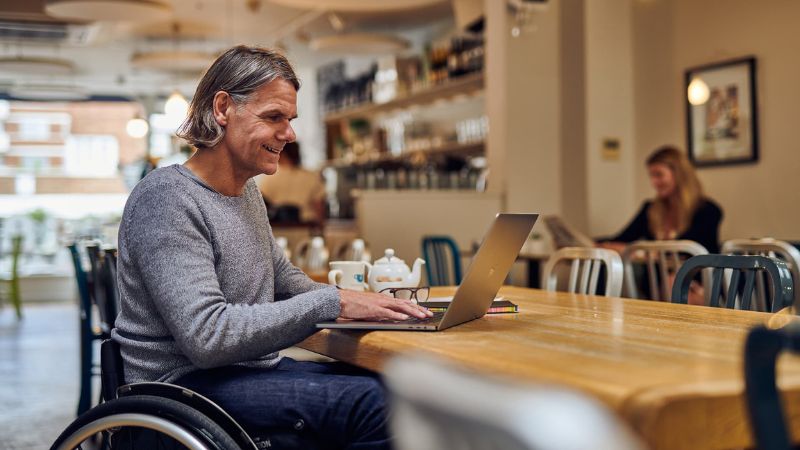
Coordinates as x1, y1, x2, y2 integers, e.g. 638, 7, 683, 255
299, 286, 800, 450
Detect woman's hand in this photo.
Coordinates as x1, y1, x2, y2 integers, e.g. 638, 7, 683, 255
338, 289, 433, 321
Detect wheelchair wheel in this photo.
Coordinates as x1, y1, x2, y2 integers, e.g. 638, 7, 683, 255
51, 395, 241, 450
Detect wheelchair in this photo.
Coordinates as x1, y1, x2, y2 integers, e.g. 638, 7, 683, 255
51, 339, 261, 450
59, 243, 264, 449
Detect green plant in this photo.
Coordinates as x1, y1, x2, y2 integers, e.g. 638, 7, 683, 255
28, 208, 48, 224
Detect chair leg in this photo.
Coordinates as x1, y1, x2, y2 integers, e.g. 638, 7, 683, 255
77, 324, 93, 416
9, 278, 21, 319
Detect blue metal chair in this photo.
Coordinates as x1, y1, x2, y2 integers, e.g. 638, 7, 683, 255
421, 236, 462, 286
744, 324, 800, 450
68, 242, 106, 416
86, 243, 118, 336
671, 254, 794, 312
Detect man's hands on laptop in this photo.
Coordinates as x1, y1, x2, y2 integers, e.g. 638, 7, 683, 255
338, 290, 433, 322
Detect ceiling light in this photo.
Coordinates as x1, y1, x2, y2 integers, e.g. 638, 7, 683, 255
310, 33, 410, 54
9, 83, 89, 101
44, 0, 172, 22
126, 116, 149, 138
0, 56, 74, 75
164, 90, 188, 118
687, 77, 710, 106
267, 0, 444, 11
131, 51, 216, 74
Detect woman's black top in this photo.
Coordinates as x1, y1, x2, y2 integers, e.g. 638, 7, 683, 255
611, 199, 723, 253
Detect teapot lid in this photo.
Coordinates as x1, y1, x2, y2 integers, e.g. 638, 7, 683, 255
375, 248, 405, 265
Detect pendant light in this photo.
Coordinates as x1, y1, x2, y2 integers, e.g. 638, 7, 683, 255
267, 0, 443, 11
0, 56, 74, 75
9, 83, 89, 101
164, 90, 188, 117
44, 0, 172, 23
687, 77, 710, 106
126, 115, 149, 138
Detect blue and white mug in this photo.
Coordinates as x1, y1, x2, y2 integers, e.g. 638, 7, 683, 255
328, 261, 370, 291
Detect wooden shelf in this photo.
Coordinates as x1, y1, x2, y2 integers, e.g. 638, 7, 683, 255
324, 141, 484, 168
323, 72, 484, 123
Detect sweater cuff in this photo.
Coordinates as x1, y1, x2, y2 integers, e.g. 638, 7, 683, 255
318, 285, 341, 320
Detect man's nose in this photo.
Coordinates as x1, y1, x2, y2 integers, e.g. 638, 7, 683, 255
279, 122, 296, 143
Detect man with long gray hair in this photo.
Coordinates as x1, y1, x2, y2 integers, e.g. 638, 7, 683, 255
112, 45, 431, 448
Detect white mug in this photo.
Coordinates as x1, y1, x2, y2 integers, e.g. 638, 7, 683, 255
328, 261, 369, 291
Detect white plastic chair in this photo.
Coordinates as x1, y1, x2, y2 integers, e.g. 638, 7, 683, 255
293, 236, 329, 271
385, 354, 644, 450
274, 236, 291, 260
722, 238, 800, 308
622, 240, 709, 301
332, 238, 371, 263
541, 247, 623, 297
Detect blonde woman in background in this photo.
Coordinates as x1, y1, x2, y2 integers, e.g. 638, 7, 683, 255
600, 145, 723, 253
599, 146, 723, 304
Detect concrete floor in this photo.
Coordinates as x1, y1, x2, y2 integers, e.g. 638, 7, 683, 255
0, 303, 80, 449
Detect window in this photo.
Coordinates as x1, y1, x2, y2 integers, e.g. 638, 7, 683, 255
64, 135, 119, 177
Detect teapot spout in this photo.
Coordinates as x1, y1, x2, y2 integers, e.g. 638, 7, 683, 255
408, 258, 426, 287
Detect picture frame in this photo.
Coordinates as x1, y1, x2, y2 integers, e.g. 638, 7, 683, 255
685, 56, 758, 167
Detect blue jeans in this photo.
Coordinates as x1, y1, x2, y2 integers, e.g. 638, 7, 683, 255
175, 357, 392, 450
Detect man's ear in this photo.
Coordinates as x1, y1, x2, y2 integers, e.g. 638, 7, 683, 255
212, 91, 231, 127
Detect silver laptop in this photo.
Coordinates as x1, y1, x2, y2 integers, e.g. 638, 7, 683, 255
316, 213, 538, 331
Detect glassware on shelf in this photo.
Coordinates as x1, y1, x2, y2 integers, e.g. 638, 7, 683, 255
455, 115, 488, 144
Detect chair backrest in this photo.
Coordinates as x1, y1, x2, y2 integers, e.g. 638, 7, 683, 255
622, 240, 709, 301
744, 324, 800, 450
100, 339, 125, 401
541, 247, 623, 297
722, 238, 800, 306
67, 243, 92, 326
85, 242, 117, 335
103, 248, 119, 323
293, 236, 329, 270
671, 255, 794, 312
332, 238, 371, 263
421, 236, 462, 286
385, 354, 644, 450
274, 236, 292, 260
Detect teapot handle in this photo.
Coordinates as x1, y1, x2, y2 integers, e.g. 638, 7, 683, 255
362, 262, 372, 291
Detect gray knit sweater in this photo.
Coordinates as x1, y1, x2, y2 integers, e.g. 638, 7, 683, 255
111, 165, 340, 383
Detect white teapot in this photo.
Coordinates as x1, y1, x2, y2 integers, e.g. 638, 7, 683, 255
366, 249, 425, 293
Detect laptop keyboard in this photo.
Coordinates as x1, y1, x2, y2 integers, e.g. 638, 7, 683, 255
396, 311, 445, 324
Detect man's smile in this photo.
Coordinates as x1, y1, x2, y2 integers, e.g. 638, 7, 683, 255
262, 144, 281, 155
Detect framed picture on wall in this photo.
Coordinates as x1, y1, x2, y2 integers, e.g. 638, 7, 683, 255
685, 56, 759, 167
